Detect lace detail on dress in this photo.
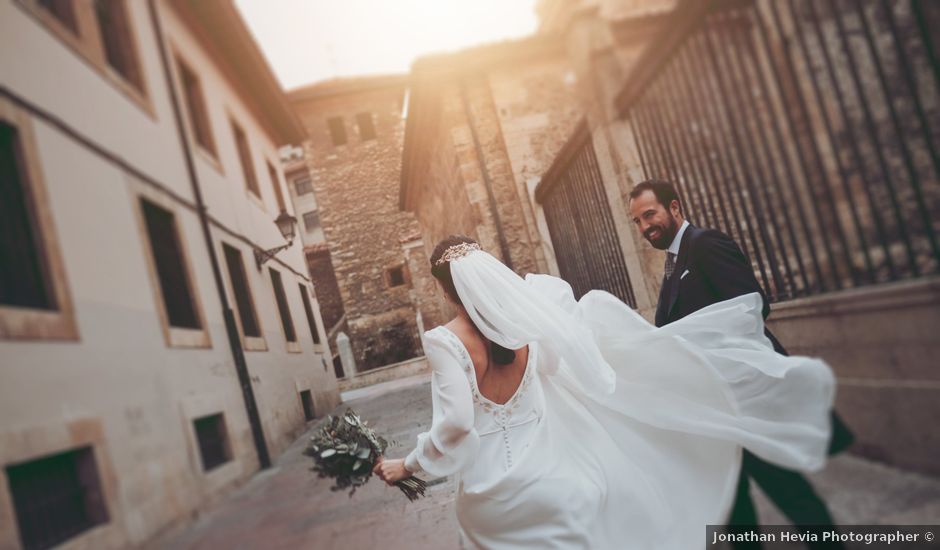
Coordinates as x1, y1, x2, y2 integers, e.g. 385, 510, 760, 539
433, 327, 533, 412
432, 326, 539, 471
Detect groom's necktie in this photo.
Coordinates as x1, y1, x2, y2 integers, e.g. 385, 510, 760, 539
664, 252, 677, 280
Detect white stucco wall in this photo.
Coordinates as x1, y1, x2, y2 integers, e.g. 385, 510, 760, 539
0, 1, 338, 547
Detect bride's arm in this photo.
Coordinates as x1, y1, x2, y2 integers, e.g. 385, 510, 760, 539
402, 335, 479, 478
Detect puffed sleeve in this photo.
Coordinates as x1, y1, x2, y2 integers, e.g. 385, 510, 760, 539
404, 331, 479, 477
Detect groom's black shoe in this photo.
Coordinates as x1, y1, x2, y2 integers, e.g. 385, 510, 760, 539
727, 452, 845, 550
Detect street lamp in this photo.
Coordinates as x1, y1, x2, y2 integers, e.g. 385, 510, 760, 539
254, 211, 298, 270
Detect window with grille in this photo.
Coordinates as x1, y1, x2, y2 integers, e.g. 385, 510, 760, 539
140, 199, 200, 329
193, 413, 231, 472
294, 176, 313, 196
38, 0, 78, 34
327, 116, 346, 146
302, 211, 320, 234
269, 268, 296, 343
93, 0, 143, 91
177, 59, 216, 155
0, 121, 55, 311
356, 112, 376, 141
386, 265, 406, 288
231, 120, 259, 197
299, 284, 321, 345
6, 446, 109, 550
222, 244, 261, 337
299, 390, 314, 421
266, 161, 286, 212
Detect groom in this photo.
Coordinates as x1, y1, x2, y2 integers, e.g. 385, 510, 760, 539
627, 180, 852, 549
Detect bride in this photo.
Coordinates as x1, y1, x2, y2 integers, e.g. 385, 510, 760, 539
374, 235, 834, 549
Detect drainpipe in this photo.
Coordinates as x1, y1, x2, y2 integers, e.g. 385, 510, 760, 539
147, 0, 271, 469
458, 78, 514, 270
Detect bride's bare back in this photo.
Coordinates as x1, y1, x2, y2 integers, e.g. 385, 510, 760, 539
444, 317, 529, 406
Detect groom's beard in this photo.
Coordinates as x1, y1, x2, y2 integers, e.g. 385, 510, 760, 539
644, 216, 679, 250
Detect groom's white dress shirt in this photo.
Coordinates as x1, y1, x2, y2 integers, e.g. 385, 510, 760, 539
667, 219, 690, 256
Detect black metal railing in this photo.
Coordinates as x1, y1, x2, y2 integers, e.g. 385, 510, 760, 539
536, 123, 638, 307
619, 0, 940, 302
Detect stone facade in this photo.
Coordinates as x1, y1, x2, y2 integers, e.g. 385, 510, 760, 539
401, 36, 584, 285
289, 77, 445, 372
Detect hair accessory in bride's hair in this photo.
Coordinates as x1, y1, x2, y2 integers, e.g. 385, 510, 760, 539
434, 242, 482, 266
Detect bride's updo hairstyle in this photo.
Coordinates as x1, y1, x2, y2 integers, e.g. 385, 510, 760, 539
430, 235, 516, 366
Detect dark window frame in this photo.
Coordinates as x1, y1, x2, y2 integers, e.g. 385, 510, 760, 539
298, 284, 322, 346
177, 57, 217, 156
299, 389, 314, 421
231, 119, 260, 197
294, 176, 313, 196
302, 210, 320, 234
6, 446, 110, 550
139, 198, 201, 330
222, 243, 262, 340
193, 413, 232, 472
356, 112, 376, 141
93, 0, 144, 92
269, 268, 297, 344
326, 116, 347, 146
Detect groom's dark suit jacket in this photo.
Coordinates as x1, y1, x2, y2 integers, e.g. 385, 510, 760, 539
654, 224, 852, 454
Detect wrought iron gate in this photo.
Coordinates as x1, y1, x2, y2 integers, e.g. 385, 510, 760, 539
535, 122, 637, 307
616, 0, 940, 302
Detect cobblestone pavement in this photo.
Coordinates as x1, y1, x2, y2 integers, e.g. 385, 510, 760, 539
150, 375, 940, 550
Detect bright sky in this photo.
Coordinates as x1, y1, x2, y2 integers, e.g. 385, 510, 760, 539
235, 0, 540, 91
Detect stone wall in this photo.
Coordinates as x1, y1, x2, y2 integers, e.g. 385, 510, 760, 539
402, 38, 583, 283
766, 279, 940, 476
291, 78, 440, 372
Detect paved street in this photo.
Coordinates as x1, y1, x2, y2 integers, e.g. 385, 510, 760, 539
150, 375, 940, 550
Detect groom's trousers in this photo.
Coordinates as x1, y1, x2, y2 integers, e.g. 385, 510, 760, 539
727, 451, 844, 550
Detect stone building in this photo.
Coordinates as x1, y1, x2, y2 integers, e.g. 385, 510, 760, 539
400, 35, 584, 287
289, 76, 445, 375
401, 0, 940, 478
0, 1, 338, 548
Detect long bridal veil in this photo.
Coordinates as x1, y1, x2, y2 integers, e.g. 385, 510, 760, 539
449, 249, 834, 549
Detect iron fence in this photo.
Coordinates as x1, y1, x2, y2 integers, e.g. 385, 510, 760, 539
536, 123, 638, 307
619, 0, 940, 302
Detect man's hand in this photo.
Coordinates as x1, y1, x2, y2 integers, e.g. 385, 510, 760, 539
373, 457, 410, 485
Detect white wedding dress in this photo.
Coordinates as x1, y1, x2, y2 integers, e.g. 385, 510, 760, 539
404, 251, 834, 549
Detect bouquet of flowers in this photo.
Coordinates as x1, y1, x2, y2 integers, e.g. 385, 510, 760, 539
304, 408, 427, 501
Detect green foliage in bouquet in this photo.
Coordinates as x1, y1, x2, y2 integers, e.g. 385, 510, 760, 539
304, 409, 427, 501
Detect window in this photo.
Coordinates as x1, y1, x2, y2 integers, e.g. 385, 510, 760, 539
327, 116, 346, 146
294, 176, 313, 196
299, 284, 322, 345
93, 0, 143, 91
266, 161, 286, 212
299, 390, 314, 421
177, 58, 216, 156
140, 199, 200, 329
269, 268, 297, 344
23, 0, 148, 108
302, 211, 320, 234
37, 0, 78, 34
193, 413, 231, 472
231, 120, 259, 197
356, 112, 376, 141
0, 100, 77, 341
386, 265, 407, 288
1, 121, 54, 311
6, 447, 109, 550
222, 243, 261, 340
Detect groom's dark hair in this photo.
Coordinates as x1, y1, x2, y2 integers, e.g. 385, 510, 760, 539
629, 179, 683, 214
430, 235, 516, 365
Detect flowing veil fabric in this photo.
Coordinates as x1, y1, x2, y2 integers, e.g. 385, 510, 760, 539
431, 250, 835, 549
